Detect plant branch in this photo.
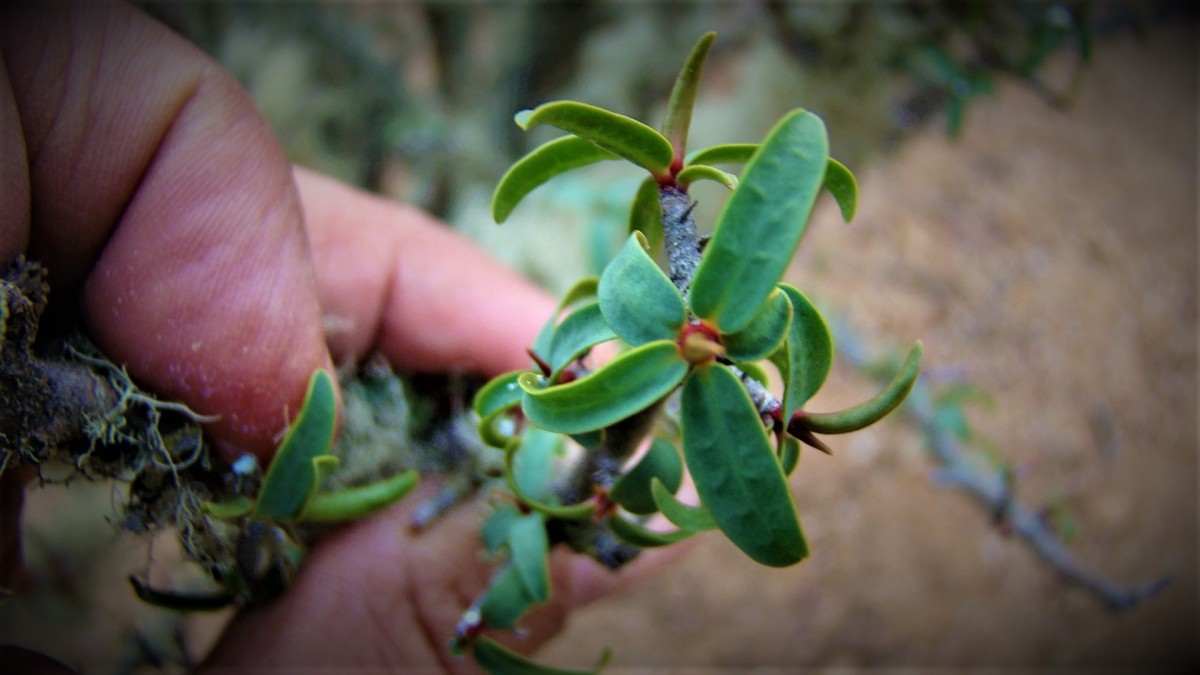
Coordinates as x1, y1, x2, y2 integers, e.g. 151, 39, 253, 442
828, 318, 1172, 611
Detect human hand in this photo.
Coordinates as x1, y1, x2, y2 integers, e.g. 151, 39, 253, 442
1, 3, 670, 671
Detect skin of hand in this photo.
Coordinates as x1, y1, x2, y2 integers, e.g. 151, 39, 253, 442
0, 3, 677, 672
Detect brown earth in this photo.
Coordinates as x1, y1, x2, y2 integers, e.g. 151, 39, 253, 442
537, 23, 1198, 671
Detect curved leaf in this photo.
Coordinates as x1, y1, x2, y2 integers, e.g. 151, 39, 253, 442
482, 504, 521, 556
474, 371, 526, 419
722, 288, 792, 362
480, 565, 534, 630
513, 427, 562, 500
628, 178, 663, 257
493, 136, 619, 223
799, 341, 923, 434
508, 512, 550, 603
532, 277, 601, 365
823, 157, 857, 223
504, 441, 594, 520
599, 232, 686, 346
300, 470, 419, 522
203, 496, 254, 520
650, 477, 717, 531
515, 101, 673, 177
685, 143, 758, 166
609, 438, 683, 515
681, 363, 807, 567
472, 636, 610, 675
768, 284, 834, 420
607, 514, 696, 548
779, 436, 801, 476
519, 340, 687, 435
662, 32, 715, 157
129, 576, 236, 612
479, 407, 519, 449
252, 370, 338, 521
690, 110, 829, 333
677, 164, 738, 190
547, 302, 616, 378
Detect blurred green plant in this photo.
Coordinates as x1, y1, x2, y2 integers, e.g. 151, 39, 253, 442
455, 33, 921, 673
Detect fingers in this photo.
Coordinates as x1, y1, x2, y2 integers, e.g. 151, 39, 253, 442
1, 3, 332, 462
294, 168, 556, 376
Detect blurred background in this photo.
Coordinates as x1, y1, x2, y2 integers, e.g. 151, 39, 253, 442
1, 1, 1195, 671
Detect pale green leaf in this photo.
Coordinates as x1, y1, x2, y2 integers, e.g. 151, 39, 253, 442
662, 32, 716, 156
515, 101, 673, 177
690, 110, 829, 332
493, 136, 619, 223
301, 470, 419, 522
823, 157, 857, 222
681, 363, 807, 567
474, 370, 526, 419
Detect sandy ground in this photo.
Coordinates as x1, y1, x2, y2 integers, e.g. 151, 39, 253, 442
536, 23, 1197, 671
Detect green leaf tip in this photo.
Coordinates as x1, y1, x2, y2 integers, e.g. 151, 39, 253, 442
823, 157, 858, 222
799, 340, 923, 434
662, 32, 717, 158
650, 478, 717, 531
252, 369, 338, 521
493, 136, 620, 223
515, 100, 673, 177
608, 513, 696, 548
300, 470, 419, 522
676, 164, 738, 191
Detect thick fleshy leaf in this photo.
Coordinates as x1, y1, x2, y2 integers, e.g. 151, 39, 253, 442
823, 157, 857, 223
609, 438, 683, 515
722, 289, 792, 362
650, 477, 717, 531
519, 340, 687, 434
129, 576, 235, 612
681, 363, 807, 567
548, 302, 616, 378
480, 565, 534, 630
515, 101, 673, 177
779, 436, 801, 476
676, 164, 737, 190
508, 512, 550, 603
482, 504, 521, 556
685, 143, 757, 166
769, 284, 834, 420
472, 636, 610, 675
662, 32, 715, 156
599, 232, 686, 346
301, 470, 419, 522
252, 370, 338, 521
474, 371, 526, 419
690, 110, 829, 333
607, 514, 696, 548
799, 341, 923, 434
493, 136, 619, 223
628, 178, 663, 257
513, 428, 561, 500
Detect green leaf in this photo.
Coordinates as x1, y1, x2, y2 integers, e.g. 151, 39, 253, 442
252, 370, 338, 521
609, 438, 683, 515
799, 341, 923, 434
779, 436, 801, 476
681, 363, 807, 567
532, 276, 601, 366
650, 477, 717, 531
300, 470, 419, 522
662, 32, 716, 157
482, 504, 521, 556
515, 101, 673, 177
823, 157, 857, 223
493, 136, 619, 223
628, 178, 664, 258
504, 441, 595, 521
689, 110, 829, 333
607, 514, 696, 548
768, 284, 833, 420
599, 232, 686, 347
480, 565, 534, 630
722, 288, 792, 362
676, 164, 737, 191
513, 428, 562, 500
508, 512, 550, 603
519, 340, 687, 435
547, 302, 616, 378
474, 371, 526, 419
203, 496, 254, 520
569, 429, 605, 450
479, 407, 519, 449
129, 576, 236, 612
472, 636, 610, 675
685, 143, 758, 166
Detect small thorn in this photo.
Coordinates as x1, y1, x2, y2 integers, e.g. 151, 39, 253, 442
526, 348, 552, 376
793, 426, 833, 455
